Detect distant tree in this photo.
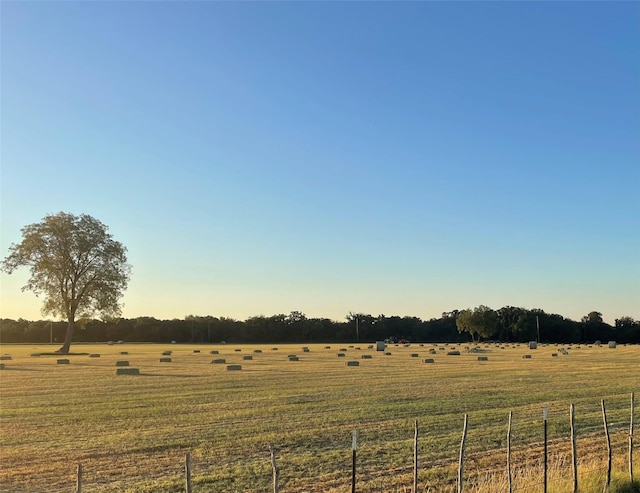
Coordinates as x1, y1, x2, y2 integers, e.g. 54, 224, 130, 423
1, 212, 131, 354
456, 305, 497, 342
581, 311, 604, 324
614, 316, 639, 343
580, 310, 611, 342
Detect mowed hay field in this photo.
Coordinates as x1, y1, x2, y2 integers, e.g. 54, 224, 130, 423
0, 342, 638, 493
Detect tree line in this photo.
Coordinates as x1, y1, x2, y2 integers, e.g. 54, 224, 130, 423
1, 307, 638, 345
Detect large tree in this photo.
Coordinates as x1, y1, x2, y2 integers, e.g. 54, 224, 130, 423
1, 212, 131, 354
456, 305, 498, 342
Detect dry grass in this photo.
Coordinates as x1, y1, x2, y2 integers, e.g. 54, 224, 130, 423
0, 342, 637, 492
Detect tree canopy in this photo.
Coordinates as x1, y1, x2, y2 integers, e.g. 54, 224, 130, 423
1, 212, 131, 353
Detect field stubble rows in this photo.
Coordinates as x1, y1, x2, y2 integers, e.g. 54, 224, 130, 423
0, 342, 638, 492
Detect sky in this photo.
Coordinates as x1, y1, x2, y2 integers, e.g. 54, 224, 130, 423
1, 1, 638, 325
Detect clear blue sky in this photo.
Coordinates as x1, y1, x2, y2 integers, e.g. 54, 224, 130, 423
1, 1, 638, 324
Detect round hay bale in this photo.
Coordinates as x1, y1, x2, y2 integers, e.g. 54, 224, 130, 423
523, 354, 532, 359
302, 347, 310, 352
234, 349, 242, 352
346, 361, 360, 367
211, 358, 226, 364
337, 353, 346, 358
477, 356, 489, 361
447, 351, 461, 356
271, 347, 279, 351
0, 363, 5, 369
410, 353, 419, 358
226, 364, 242, 371
288, 356, 299, 361
551, 353, 558, 357
324, 346, 331, 349
254, 349, 262, 353
119, 351, 128, 355
368, 345, 374, 349
115, 360, 130, 366
423, 358, 435, 364
159, 357, 171, 363
243, 355, 253, 360
0, 355, 12, 361
162, 351, 172, 356
361, 354, 372, 359
210, 350, 219, 355
89, 354, 100, 358
193, 350, 201, 353
57, 359, 70, 365
339, 348, 347, 352
116, 368, 140, 375
384, 352, 392, 356
428, 348, 437, 354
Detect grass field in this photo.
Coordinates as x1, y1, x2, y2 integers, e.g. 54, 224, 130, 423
0, 341, 638, 492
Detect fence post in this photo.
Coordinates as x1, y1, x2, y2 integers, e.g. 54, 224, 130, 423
351, 429, 357, 493
571, 403, 578, 493
185, 452, 192, 493
543, 405, 548, 493
631, 392, 635, 485
507, 411, 513, 493
269, 445, 279, 493
458, 414, 468, 493
413, 420, 418, 493
75, 463, 82, 493
602, 400, 612, 492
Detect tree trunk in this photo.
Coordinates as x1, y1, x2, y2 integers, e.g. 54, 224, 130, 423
57, 316, 75, 354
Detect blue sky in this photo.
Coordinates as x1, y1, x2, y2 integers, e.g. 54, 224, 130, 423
1, 1, 638, 324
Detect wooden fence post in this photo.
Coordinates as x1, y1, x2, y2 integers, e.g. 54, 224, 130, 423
413, 420, 418, 493
543, 405, 548, 493
507, 411, 513, 493
351, 429, 357, 493
571, 403, 578, 493
185, 452, 192, 493
269, 445, 279, 493
602, 400, 612, 492
631, 392, 635, 485
75, 463, 82, 493
458, 414, 468, 493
